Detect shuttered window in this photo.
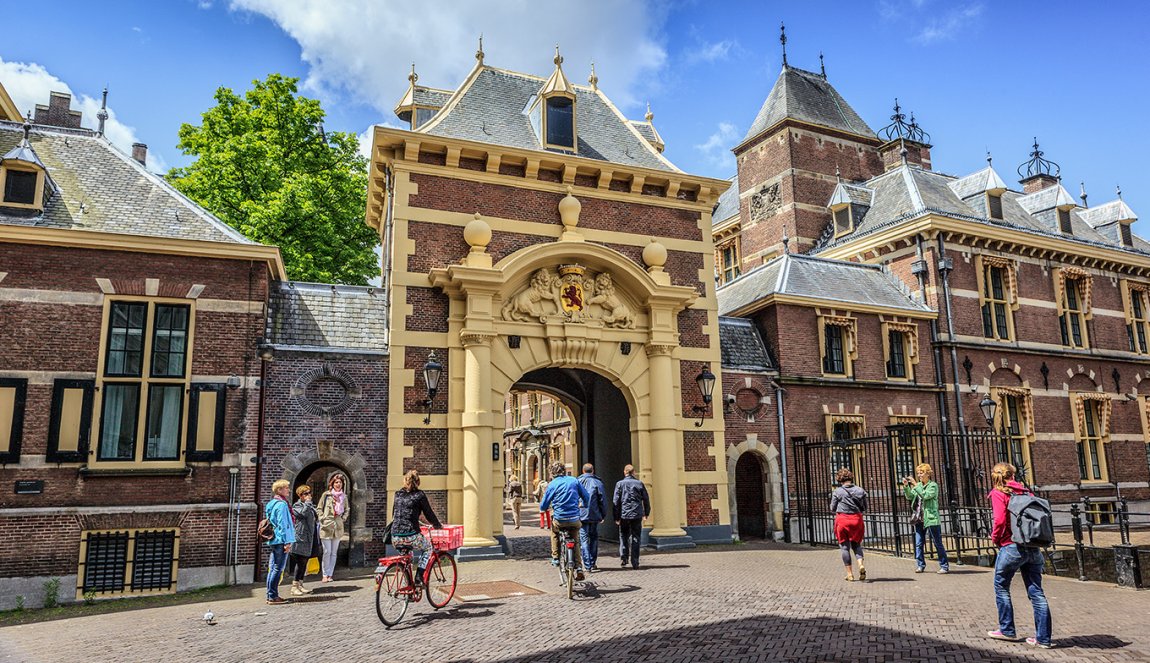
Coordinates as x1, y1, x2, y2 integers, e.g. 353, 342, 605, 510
186, 384, 226, 462
47, 379, 96, 463
0, 378, 27, 464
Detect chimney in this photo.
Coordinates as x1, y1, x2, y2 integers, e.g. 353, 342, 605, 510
1020, 173, 1059, 194
876, 103, 932, 171
131, 143, 147, 166
33, 91, 83, 129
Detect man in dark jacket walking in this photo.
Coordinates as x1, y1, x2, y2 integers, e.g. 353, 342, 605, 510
577, 463, 607, 572
613, 464, 651, 569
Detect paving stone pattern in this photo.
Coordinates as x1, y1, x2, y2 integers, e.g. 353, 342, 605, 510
2, 542, 1149, 662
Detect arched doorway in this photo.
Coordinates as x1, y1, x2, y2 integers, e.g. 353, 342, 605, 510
292, 462, 354, 568
506, 368, 630, 545
735, 453, 768, 539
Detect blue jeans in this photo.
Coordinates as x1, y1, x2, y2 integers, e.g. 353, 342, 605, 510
580, 521, 600, 569
993, 544, 1052, 645
914, 523, 949, 570
266, 544, 287, 600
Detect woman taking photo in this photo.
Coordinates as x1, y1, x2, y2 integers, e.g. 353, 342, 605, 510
830, 468, 868, 581
318, 474, 349, 583
391, 470, 443, 581
902, 463, 950, 574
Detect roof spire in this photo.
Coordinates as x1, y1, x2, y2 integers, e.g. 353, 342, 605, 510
540, 45, 576, 97
835, 165, 841, 182
554, 44, 563, 67
986, 150, 992, 166
1117, 184, 1123, 200
819, 51, 826, 77
900, 140, 908, 166
96, 86, 109, 136
782, 230, 790, 254
408, 63, 418, 85
645, 102, 653, 123
779, 22, 788, 68
476, 34, 484, 64
20, 116, 31, 144
588, 61, 598, 90
1079, 182, 1088, 208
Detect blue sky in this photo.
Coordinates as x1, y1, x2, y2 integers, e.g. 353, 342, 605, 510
2, 0, 1147, 233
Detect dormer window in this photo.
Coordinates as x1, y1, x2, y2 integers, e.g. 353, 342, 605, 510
2, 168, 36, 205
1120, 223, 1133, 247
1, 122, 50, 212
832, 205, 852, 236
545, 96, 574, 149
413, 107, 437, 130
987, 192, 1004, 220
1058, 208, 1073, 234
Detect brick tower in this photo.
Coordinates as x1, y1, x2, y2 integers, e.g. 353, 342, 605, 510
732, 53, 883, 263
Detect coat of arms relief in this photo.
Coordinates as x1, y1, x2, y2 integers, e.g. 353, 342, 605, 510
501, 264, 637, 329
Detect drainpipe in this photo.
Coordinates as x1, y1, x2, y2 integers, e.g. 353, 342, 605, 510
771, 379, 789, 542
253, 353, 268, 582
935, 235, 973, 500
916, 237, 955, 489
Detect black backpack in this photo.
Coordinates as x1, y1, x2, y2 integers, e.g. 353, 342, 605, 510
1007, 492, 1055, 548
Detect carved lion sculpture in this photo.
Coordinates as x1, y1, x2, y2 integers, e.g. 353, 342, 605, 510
501, 268, 559, 322
587, 273, 635, 328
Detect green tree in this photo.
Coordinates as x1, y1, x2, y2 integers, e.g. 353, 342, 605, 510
168, 74, 377, 284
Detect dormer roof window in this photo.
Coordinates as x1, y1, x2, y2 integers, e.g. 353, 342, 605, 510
0, 121, 52, 211
392, 64, 451, 131
537, 47, 577, 151
987, 192, 1004, 220
827, 182, 872, 238
1121, 222, 1134, 247
1058, 207, 1073, 234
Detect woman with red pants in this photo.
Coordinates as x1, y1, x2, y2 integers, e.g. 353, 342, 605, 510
830, 468, 868, 581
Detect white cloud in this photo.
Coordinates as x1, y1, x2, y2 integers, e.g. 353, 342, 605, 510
0, 57, 168, 172
686, 39, 737, 64
913, 3, 984, 44
227, 0, 667, 113
695, 121, 738, 171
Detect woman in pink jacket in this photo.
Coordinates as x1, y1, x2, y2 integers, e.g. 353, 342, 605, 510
985, 462, 1052, 648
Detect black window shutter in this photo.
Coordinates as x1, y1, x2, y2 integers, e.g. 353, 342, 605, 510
46, 379, 95, 463
0, 378, 27, 464
186, 383, 226, 462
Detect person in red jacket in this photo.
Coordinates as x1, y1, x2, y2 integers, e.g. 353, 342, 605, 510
985, 462, 1053, 649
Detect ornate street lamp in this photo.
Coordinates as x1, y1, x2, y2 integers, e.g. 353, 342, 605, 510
692, 367, 717, 427
978, 394, 997, 428
420, 351, 443, 424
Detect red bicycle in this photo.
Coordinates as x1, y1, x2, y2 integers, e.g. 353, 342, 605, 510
374, 524, 461, 627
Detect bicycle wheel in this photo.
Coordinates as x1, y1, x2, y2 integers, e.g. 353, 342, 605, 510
375, 563, 410, 627
566, 564, 575, 600
426, 552, 457, 609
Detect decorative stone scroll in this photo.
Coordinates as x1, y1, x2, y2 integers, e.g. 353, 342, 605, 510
501, 264, 637, 328
749, 183, 782, 222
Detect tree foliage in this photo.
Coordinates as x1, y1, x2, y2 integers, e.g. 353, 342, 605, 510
168, 74, 377, 284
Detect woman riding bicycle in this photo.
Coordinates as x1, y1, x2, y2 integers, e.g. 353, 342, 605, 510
391, 469, 442, 582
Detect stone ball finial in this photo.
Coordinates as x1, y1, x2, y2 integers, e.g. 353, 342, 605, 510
464, 212, 491, 252
558, 186, 581, 231
643, 238, 667, 271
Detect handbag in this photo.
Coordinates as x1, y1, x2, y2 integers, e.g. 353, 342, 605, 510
910, 495, 924, 526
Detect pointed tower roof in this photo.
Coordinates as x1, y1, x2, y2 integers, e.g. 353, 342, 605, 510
737, 66, 875, 150
540, 46, 576, 97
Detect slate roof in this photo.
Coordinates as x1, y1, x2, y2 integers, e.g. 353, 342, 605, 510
814, 163, 1147, 257
1078, 199, 1137, 227
712, 174, 739, 224
716, 252, 930, 316
718, 316, 776, 373
740, 67, 876, 147
948, 166, 1008, 199
0, 121, 251, 244
413, 87, 452, 108
416, 66, 677, 171
829, 182, 874, 207
266, 281, 388, 353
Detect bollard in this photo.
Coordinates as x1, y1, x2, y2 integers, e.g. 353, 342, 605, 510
1114, 544, 1143, 589
1070, 503, 1087, 582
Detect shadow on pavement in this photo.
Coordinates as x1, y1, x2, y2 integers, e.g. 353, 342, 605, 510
1057, 635, 1132, 650
384, 601, 502, 630
473, 613, 1139, 663
861, 578, 915, 583
579, 583, 641, 600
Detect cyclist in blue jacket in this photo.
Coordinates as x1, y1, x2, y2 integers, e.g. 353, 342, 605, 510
539, 462, 590, 580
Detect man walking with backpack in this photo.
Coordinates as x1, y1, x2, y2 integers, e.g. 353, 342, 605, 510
985, 462, 1054, 649
613, 464, 650, 569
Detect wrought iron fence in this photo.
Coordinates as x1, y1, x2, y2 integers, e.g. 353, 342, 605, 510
794, 425, 1028, 562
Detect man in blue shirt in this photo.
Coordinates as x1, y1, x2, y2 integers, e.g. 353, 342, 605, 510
539, 462, 590, 580
577, 463, 607, 572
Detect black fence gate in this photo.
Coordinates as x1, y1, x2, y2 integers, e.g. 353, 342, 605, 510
794, 425, 1020, 562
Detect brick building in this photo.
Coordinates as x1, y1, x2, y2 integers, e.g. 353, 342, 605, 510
714, 53, 1150, 540
0, 89, 284, 607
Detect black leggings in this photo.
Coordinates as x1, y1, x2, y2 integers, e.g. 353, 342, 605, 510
289, 548, 322, 581
840, 541, 863, 565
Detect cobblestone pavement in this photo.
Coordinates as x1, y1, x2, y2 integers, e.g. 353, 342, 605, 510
3, 538, 1150, 663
